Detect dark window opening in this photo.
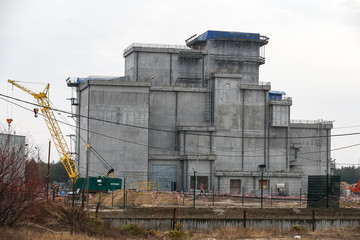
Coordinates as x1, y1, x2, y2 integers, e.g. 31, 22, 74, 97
190, 176, 208, 190
230, 179, 241, 193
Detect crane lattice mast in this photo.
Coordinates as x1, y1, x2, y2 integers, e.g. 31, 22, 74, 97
8, 79, 79, 182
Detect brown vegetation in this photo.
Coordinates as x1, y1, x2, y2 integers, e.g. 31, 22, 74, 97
0, 137, 44, 225
3, 222, 360, 239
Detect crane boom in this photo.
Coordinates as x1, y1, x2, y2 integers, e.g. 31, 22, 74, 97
8, 79, 79, 182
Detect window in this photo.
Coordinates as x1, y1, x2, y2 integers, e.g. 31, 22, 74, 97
190, 176, 208, 190
230, 179, 241, 193
259, 180, 269, 190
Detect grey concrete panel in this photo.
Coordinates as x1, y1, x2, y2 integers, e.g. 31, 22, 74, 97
272, 105, 289, 127
177, 92, 206, 126
268, 127, 287, 171
78, 84, 149, 183
149, 91, 176, 155
214, 78, 241, 130
138, 52, 171, 85
124, 52, 135, 81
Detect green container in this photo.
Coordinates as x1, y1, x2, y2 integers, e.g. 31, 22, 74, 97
75, 176, 122, 192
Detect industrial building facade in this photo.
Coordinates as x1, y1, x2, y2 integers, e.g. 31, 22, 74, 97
67, 31, 334, 194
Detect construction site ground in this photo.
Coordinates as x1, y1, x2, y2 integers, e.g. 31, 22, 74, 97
86, 189, 360, 210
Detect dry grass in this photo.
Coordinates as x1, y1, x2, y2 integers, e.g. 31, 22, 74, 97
0, 226, 97, 240
6, 200, 360, 240
3, 225, 360, 240
191, 228, 284, 239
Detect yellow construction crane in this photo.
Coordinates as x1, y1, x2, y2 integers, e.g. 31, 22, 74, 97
8, 79, 79, 182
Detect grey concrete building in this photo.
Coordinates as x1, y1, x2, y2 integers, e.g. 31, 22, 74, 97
0, 133, 26, 151
67, 30, 334, 195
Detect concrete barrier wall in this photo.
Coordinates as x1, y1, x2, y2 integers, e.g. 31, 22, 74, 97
103, 217, 360, 231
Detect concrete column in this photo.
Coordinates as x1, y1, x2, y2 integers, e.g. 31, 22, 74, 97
241, 89, 245, 170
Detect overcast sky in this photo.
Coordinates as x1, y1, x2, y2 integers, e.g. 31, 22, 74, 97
0, 0, 359, 167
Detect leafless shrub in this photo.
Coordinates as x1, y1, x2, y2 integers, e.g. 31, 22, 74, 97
0, 135, 44, 225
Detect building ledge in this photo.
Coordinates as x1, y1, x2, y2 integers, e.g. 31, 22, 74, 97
214, 170, 302, 178
211, 54, 265, 64
269, 98, 292, 106
290, 120, 334, 129
212, 73, 243, 79
240, 83, 271, 91
79, 79, 151, 91
149, 154, 216, 161
150, 86, 209, 92
123, 43, 189, 57
177, 126, 216, 132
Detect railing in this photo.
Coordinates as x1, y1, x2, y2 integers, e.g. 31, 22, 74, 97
291, 119, 334, 125
124, 43, 189, 54
130, 181, 159, 191
178, 73, 202, 80
213, 55, 265, 64
259, 81, 271, 86
259, 35, 269, 43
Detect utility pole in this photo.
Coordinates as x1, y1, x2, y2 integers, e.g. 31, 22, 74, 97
47, 140, 51, 200
325, 170, 329, 208
193, 168, 196, 208
261, 171, 264, 208
86, 144, 90, 208
258, 164, 266, 209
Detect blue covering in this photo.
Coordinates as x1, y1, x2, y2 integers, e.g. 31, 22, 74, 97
77, 78, 87, 83
269, 90, 286, 100
269, 90, 286, 95
197, 30, 260, 41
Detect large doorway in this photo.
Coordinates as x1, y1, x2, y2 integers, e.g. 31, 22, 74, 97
152, 165, 177, 191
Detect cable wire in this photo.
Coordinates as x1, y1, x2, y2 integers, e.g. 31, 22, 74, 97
1, 92, 358, 140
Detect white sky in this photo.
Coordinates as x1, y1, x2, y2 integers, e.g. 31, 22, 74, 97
0, 0, 359, 167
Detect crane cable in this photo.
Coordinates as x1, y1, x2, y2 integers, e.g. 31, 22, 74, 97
48, 97, 115, 177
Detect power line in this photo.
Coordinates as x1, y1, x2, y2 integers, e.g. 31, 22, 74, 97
1, 95, 360, 159
1, 92, 359, 140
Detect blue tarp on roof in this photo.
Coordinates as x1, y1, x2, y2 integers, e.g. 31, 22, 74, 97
269, 90, 286, 100
197, 30, 260, 41
269, 90, 286, 95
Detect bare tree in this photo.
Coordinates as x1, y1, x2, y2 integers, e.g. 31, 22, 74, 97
0, 134, 44, 226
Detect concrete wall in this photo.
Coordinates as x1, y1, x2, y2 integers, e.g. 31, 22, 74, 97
0, 133, 26, 151
290, 123, 332, 191
78, 81, 150, 184
104, 217, 359, 232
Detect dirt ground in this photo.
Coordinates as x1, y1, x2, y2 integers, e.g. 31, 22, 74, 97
87, 189, 360, 212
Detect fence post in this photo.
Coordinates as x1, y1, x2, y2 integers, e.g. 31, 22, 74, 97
193, 169, 196, 208
123, 175, 126, 209
312, 209, 315, 231
183, 190, 185, 206
242, 186, 244, 206
212, 185, 215, 206
270, 187, 273, 207
300, 188, 302, 206
172, 208, 177, 230
125, 190, 128, 207
243, 210, 246, 228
